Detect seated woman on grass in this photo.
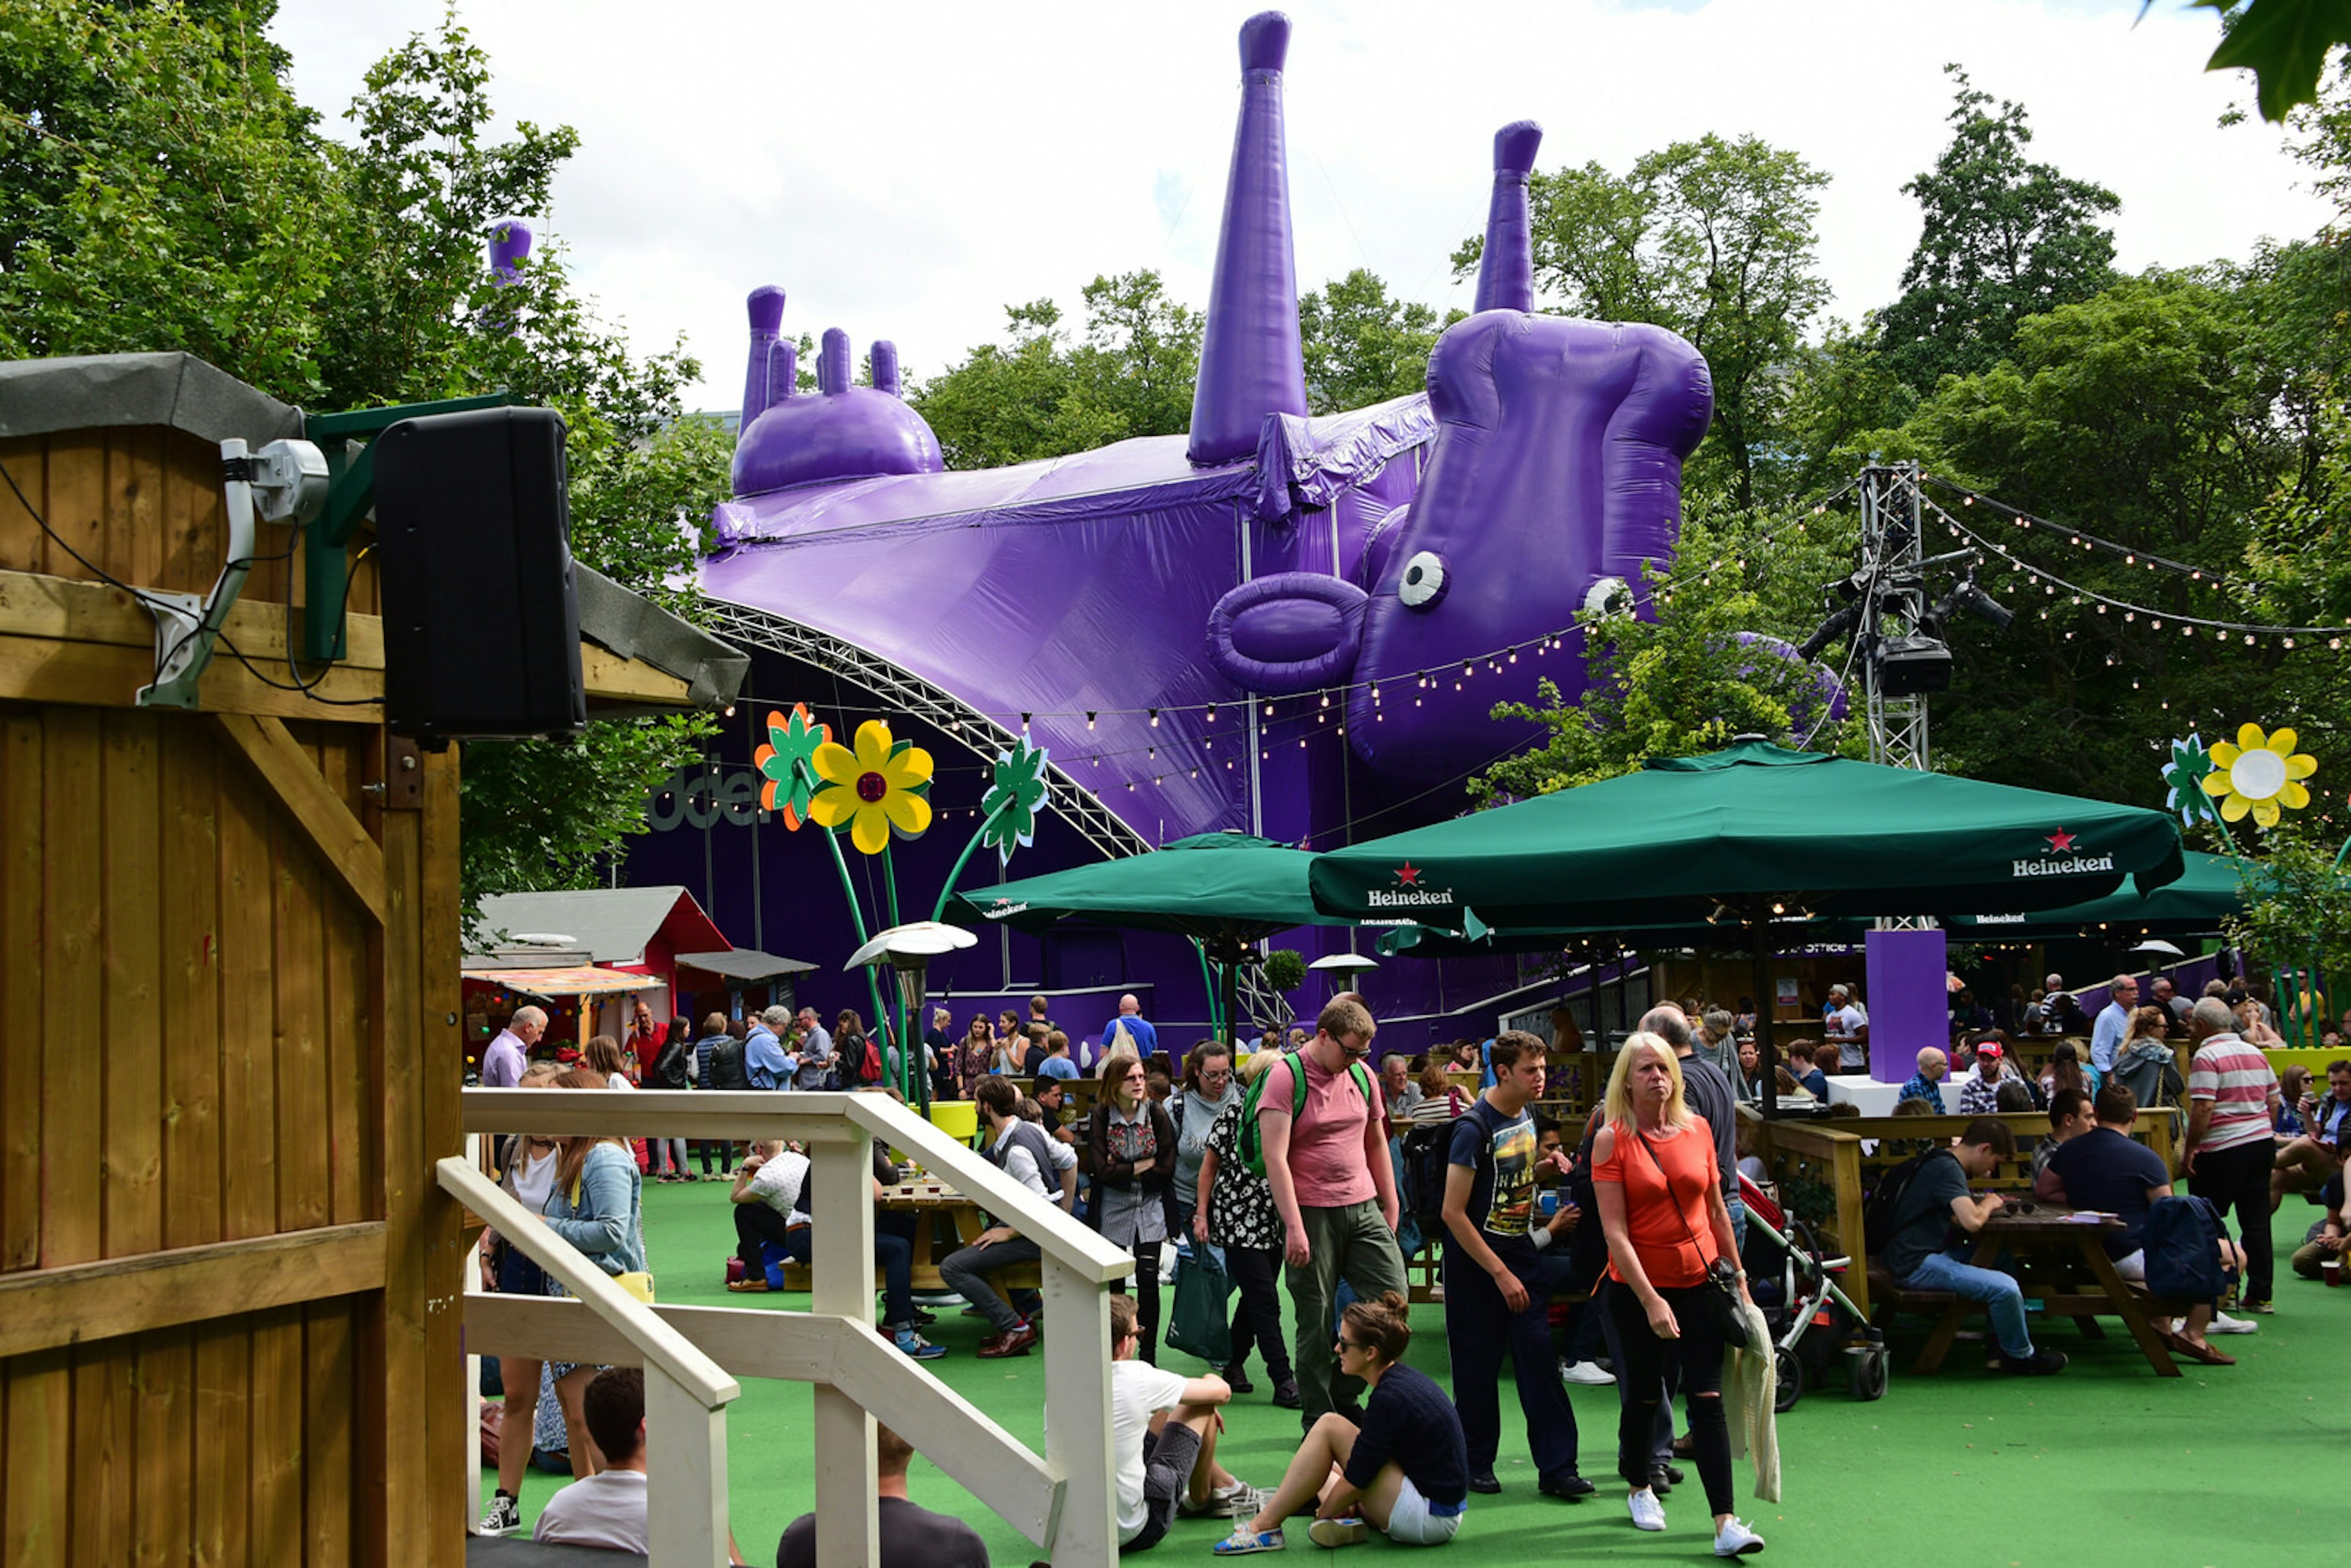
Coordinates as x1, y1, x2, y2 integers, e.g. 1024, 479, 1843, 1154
1214, 1291, 1468, 1554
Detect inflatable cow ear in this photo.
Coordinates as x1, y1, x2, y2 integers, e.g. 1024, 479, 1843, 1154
1207, 572, 1368, 694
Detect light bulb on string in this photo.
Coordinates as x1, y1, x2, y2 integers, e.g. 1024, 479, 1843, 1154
1085, 712, 1096, 730
1149, 708, 1160, 727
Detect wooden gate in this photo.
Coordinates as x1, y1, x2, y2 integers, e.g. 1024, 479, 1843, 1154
0, 361, 727, 1566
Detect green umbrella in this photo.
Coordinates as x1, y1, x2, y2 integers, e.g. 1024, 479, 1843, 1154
1311, 741, 2184, 1117
1946, 850, 2244, 939
1310, 741, 2184, 930
945, 833, 1352, 1045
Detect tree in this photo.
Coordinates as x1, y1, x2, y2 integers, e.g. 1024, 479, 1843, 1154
1877, 68, 2121, 396
1296, 268, 1458, 414
912, 271, 1199, 468
1, 5, 723, 918
1469, 495, 1861, 803
1458, 135, 1832, 509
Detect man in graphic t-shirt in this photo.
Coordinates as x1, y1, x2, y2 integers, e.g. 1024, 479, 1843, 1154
1439, 1030, 1592, 1501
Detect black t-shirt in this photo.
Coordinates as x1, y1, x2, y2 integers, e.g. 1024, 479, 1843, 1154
1884, 1150, 1970, 1280
777, 1496, 989, 1568
2045, 1127, 2171, 1258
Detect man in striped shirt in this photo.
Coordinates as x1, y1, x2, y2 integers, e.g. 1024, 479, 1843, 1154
2184, 997, 2282, 1313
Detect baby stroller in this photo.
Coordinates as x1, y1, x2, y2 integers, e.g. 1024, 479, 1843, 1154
1736, 1171, 1886, 1411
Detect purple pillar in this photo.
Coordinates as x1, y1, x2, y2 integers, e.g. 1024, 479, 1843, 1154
817, 328, 852, 396
741, 286, 786, 432
1865, 927, 1948, 1082
871, 340, 901, 397
1186, 11, 1308, 466
767, 339, 797, 404
1472, 121, 1541, 315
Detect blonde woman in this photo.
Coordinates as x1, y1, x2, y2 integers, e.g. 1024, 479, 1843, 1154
1589, 1033, 1763, 1555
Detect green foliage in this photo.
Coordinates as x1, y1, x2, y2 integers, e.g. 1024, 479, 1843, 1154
2222, 820, 2351, 982
1877, 67, 2120, 396
910, 271, 1199, 468
1261, 948, 1307, 993
1457, 135, 1832, 509
1297, 269, 1460, 414
1468, 495, 1861, 804
0, 3, 720, 914
2197, 0, 2351, 123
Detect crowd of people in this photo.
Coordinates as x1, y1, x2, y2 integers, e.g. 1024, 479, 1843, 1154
473, 965, 2339, 1561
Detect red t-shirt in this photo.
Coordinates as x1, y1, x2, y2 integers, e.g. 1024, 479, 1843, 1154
1592, 1117, 1720, 1288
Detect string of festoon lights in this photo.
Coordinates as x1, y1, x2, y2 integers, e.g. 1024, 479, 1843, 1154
711, 478, 1879, 809
1901, 472, 2351, 648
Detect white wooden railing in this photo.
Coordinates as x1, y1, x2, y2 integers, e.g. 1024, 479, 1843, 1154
449, 1089, 1136, 1566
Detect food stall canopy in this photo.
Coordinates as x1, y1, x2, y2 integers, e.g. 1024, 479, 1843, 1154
458, 966, 667, 997
675, 949, 817, 986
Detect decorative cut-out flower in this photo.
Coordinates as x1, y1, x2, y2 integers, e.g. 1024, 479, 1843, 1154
809, 719, 934, 854
979, 737, 1053, 866
752, 705, 831, 830
2160, 733, 2218, 827
2200, 722, 2317, 828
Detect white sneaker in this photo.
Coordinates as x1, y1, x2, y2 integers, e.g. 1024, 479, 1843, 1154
1628, 1489, 1667, 1532
2207, 1311, 2257, 1335
1714, 1516, 1767, 1556
1560, 1359, 1616, 1386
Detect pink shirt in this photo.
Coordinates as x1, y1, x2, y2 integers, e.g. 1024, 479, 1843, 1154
1261, 1054, 1385, 1208
2189, 1033, 2277, 1154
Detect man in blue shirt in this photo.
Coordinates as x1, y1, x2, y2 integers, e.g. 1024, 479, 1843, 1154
1101, 994, 1161, 1068
1439, 1030, 1592, 1501
745, 1006, 791, 1091
2090, 974, 2139, 1074
1897, 1047, 1949, 1110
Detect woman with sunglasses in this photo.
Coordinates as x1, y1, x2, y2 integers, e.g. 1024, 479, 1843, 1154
1215, 1290, 1466, 1553
1088, 1048, 1177, 1361
1591, 1033, 1765, 1556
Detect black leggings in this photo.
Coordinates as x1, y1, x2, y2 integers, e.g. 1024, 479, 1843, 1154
2189, 1138, 2275, 1302
1223, 1243, 1292, 1381
1116, 1238, 1162, 1364
1602, 1279, 1734, 1517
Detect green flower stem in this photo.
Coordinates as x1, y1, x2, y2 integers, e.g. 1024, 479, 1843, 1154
795, 759, 889, 1042
929, 797, 1018, 923
880, 842, 910, 1097
1193, 939, 1223, 1038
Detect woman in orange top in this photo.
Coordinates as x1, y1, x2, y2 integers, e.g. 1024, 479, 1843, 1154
1591, 1033, 1763, 1556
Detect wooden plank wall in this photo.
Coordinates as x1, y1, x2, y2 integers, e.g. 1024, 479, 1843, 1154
0, 705, 395, 1566
0, 425, 381, 615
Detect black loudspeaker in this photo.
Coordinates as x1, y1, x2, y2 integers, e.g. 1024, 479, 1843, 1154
373, 407, 586, 744
1869, 635, 1953, 698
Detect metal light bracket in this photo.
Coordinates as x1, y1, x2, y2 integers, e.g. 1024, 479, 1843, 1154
137, 437, 330, 709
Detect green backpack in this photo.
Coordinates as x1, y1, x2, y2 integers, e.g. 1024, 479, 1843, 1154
1237, 1051, 1376, 1179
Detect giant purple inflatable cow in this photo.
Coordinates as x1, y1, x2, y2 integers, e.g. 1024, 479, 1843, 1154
701, 11, 1715, 848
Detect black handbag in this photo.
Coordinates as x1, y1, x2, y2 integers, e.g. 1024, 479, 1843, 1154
1631, 1128, 1750, 1351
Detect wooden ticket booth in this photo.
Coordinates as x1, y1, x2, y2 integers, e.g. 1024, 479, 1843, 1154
0, 353, 741, 1566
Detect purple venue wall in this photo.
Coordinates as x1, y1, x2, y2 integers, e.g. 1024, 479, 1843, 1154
1865, 927, 1949, 1083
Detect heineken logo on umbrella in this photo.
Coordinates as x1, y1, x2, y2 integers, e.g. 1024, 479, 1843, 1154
2014, 828, 2113, 878
1367, 861, 1457, 909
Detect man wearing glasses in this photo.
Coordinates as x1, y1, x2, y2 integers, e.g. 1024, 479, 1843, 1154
1257, 995, 1406, 1427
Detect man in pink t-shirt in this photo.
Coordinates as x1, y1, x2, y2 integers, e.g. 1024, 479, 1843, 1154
1258, 994, 1404, 1426
2184, 996, 2282, 1311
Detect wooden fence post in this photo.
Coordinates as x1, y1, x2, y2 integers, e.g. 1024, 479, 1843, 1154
1042, 1258, 1116, 1568
809, 1124, 880, 1567
645, 1366, 730, 1566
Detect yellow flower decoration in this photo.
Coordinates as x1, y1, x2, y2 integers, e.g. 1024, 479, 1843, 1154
2200, 722, 2317, 828
808, 718, 934, 854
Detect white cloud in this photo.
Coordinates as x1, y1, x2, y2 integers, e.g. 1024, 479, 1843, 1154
268, 0, 2331, 411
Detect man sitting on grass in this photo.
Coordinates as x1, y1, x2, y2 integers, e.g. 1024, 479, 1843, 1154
1098, 1292, 1252, 1551
1883, 1118, 2068, 1376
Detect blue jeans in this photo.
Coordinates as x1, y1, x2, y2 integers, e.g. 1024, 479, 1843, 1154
1902, 1244, 2033, 1360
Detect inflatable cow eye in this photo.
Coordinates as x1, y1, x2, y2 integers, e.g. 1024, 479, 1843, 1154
1399, 550, 1449, 610
1583, 576, 1632, 621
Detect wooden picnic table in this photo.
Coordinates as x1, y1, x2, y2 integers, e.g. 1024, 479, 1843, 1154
774, 1180, 1024, 1294
1884, 1205, 2186, 1378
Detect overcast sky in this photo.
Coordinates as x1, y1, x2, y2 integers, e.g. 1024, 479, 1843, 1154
268, 0, 2333, 413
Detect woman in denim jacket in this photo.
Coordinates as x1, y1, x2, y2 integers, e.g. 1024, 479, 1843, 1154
541, 1066, 650, 1471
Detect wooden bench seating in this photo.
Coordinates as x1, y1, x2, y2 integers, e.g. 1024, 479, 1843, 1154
1866, 1264, 2192, 1375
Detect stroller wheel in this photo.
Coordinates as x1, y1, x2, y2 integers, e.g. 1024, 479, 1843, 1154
1848, 1343, 1889, 1402
1773, 1344, 1804, 1414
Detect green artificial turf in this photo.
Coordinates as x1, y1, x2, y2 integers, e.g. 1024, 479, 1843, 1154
486, 1183, 2344, 1567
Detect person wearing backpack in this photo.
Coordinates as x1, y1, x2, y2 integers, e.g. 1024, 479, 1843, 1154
1255, 995, 1406, 1428
1099, 994, 1161, 1073
2041, 1083, 2237, 1363
1880, 1118, 2067, 1375
1438, 1030, 1594, 1501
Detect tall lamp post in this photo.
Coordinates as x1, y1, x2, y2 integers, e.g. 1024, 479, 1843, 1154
846, 921, 977, 1116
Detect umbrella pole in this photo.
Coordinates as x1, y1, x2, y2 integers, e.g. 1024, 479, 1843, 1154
1749, 907, 1777, 1123
1224, 958, 1242, 1057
